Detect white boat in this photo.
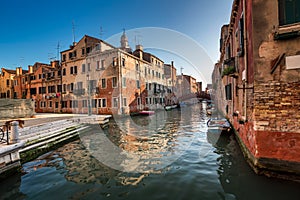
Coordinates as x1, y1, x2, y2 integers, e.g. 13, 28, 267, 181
207, 118, 231, 132
164, 104, 178, 111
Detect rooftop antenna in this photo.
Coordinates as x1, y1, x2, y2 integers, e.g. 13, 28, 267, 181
72, 20, 76, 44
20, 57, 24, 67
99, 26, 104, 39
56, 41, 60, 61
180, 67, 184, 75
134, 31, 142, 46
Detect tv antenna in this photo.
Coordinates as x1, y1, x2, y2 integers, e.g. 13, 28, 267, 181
99, 26, 105, 39
72, 20, 76, 43
56, 41, 60, 61
133, 31, 142, 46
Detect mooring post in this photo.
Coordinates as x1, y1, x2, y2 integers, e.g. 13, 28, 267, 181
10, 121, 19, 144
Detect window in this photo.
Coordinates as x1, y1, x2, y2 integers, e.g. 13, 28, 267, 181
63, 68, 66, 76
77, 82, 83, 89
73, 50, 77, 58
40, 101, 46, 108
122, 58, 125, 67
82, 100, 87, 107
30, 88, 37, 95
92, 99, 97, 108
279, 0, 300, 26
82, 48, 85, 56
48, 85, 55, 93
225, 84, 232, 100
89, 80, 97, 92
113, 57, 117, 66
63, 84, 66, 92
70, 66, 74, 74
55, 102, 59, 108
70, 83, 74, 92
101, 78, 106, 88
96, 43, 100, 51
113, 97, 118, 107
62, 101, 67, 108
57, 85, 62, 92
238, 15, 244, 56
6, 79, 9, 86
136, 63, 139, 71
74, 66, 77, 74
86, 47, 91, 54
82, 64, 86, 73
101, 60, 105, 69
39, 87, 46, 94
62, 54, 66, 61
87, 63, 91, 71
123, 98, 127, 106
102, 99, 107, 107
49, 101, 52, 108
122, 77, 126, 87
96, 61, 100, 70
136, 80, 140, 89
58, 70, 61, 76
137, 97, 141, 105
98, 99, 106, 108
112, 77, 117, 88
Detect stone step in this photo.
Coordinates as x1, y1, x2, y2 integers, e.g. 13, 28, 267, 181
20, 120, 76, 136
20, 126, 89, 153
20, 124, 82, 144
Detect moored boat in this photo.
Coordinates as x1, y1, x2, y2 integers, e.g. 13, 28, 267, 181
207, 118, 231, 133
138, 110, 155, 116
164, 104, 178, 111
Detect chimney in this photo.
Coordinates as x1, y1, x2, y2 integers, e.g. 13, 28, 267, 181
28, 65, 33, 73
136, 45, 143, 59
16, 67, 22, 76
171, 61, 174, 67
51, 60, 59, 69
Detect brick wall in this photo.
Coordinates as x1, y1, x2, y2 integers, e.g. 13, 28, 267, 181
253, 81, 300, 133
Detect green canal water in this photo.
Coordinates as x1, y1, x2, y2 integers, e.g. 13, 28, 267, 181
1, 103, 300, 200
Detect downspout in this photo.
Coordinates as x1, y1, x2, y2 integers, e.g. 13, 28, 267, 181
243, 0, 248, 121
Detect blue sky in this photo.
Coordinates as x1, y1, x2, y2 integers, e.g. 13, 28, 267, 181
0, 0, 232, 84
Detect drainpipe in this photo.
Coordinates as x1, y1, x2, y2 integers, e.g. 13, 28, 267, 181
243, 0, 248, 121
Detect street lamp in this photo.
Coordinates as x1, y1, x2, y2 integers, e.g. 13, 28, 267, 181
87, 74, 92, 116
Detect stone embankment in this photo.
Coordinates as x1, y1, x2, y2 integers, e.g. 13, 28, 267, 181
0, 114, 111, 179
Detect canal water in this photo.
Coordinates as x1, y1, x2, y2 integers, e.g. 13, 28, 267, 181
1, 103, 300, 200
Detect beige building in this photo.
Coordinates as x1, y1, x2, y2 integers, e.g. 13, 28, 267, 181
60, 33, 167, 115
0, 68, 16, 98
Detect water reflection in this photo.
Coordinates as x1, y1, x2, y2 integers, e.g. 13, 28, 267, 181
79, 108, 197, 173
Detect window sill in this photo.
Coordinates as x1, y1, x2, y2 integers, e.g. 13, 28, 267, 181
274, 23, 300, 40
